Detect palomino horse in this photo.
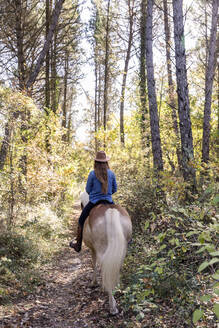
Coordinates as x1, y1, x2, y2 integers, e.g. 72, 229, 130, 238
79, 191, 132, 315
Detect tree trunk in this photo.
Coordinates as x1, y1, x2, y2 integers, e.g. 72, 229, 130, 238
98, 64, 102, 128
120, 0, 134, 145
172, 0, 196, 186
26, 0, 65, 90
0, 123, 11, 170
103, 0, 111, 133
45, 0, 51, 109
51, 26, 58, 113
145, 0, 163, 171
163, 0, 182, 171
15, 0, 26, 90
62, 50, 69, 141
201, 0, 218, 163
217, 59, 219, 159
94, 57, 99, 152
139, 0, 148, 148
94, 7, 100, 152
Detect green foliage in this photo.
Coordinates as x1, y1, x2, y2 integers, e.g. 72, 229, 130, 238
0, 231, 41, 303
0, 232, 39, 267
118, 170, 219, 327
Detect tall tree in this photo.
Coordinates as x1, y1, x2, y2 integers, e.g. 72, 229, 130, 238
139, 0, 148, 148
62, 49, 69, 140
201, 0, 218, 163
15, 0, 26, 90
45, 0, 51, 109
103, 0, 111, 133
0, 0, 41, 89
93, 5, 103, 149
163, 0, 181, 170
172, 0, 196, 185
119, 0, 135, 145
145, 0, 163, 171
27, 0, 65, 90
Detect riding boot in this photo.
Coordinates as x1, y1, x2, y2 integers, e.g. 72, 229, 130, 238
69, 225, 83, 252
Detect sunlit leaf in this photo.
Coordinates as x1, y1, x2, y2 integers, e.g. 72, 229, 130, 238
200, 294, 212, 302
213, 303, 219, 319
192, 309, 203, 324
198, 261, 209, 272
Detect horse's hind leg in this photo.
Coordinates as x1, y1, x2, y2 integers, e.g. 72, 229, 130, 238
109, 290, 119, 315
91, 250, 97, 286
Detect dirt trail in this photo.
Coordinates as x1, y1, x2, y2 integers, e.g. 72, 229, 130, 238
0, 203, 126, 328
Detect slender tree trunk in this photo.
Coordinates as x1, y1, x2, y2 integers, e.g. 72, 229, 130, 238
172, 0, 196, 186
51, 27, 58, 113
217, 59, 219, 159
15, 0, 26, 90
103, 0, 111, 133
163, 0, 182, 171
202, 0, 218, 163
120, 0, 134, 145
0, 123, 11, 170
98, 64, 102, 128
26, 0, 65, 90
145, 0, 163, 171
94, 57, 98, 152
94, 7, 100, 152
139, 0, 148, 147
67, 111, 72, 144
8, 140, 15, 228
45, 0, 51, 109
62, 50, 69, 141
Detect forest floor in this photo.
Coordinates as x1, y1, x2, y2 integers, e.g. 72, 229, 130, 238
0, 203, 127, 328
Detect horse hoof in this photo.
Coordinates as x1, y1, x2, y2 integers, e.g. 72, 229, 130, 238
110, 308, 119, 316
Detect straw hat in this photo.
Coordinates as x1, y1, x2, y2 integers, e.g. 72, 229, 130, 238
95, 151, 110, 162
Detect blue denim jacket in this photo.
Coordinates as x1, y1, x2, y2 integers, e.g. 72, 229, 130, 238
86, 169, 117, 204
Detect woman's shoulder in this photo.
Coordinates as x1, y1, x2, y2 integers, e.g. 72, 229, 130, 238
107, 169, 115, 176
88, 170, 95, 178
89, 170, 95, 175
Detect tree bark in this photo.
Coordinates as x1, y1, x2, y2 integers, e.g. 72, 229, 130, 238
202, 0, 218, 163
15, 0, 26, 90
0, 123, 11, 170
45, 0, 51, 109
217, 58, 219, 159
145, 0, 163, 171
172, 0, 196, 185
139, 0, 148, 147
26, 0, 65, 90
51, 25, 58, 113
103, 0, 111, 133
163, 0, 182, 171
120, 0, 134, 145
62, 50, 69, 141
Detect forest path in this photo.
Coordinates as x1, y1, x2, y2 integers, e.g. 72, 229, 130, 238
0, 203, 125, 328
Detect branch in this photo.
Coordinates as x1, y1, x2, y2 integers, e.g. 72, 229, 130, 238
26, 0, 65, 90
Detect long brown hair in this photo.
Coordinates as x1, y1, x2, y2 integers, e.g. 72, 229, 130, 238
94, 161, 109, 194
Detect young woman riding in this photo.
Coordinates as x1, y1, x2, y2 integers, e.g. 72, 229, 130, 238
70, 150, 117, 252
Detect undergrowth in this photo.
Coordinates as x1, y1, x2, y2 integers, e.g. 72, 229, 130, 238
0, 203, 70, 304
117, 173, 219, 328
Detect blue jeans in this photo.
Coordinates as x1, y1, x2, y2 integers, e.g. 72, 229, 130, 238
78, 200, 114, 227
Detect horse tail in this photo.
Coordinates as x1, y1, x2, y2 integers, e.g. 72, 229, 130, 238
101, 208, 126, 293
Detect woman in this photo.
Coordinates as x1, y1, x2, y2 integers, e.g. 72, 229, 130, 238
70, 150, 117, 252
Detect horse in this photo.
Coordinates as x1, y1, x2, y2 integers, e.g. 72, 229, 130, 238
79, 191, 132, 315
